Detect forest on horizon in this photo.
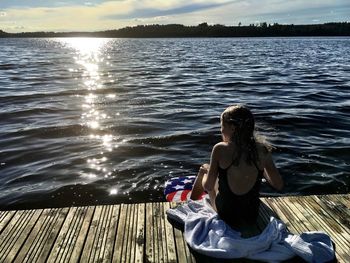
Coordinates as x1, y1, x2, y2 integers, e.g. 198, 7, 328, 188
1, 22, 349, 38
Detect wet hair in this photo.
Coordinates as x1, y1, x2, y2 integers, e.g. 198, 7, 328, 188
221, 105, 261, 166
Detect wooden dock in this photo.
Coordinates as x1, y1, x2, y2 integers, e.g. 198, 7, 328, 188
0, 194, 349, 263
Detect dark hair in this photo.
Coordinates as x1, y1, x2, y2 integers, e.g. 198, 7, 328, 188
221, 105, 259, 166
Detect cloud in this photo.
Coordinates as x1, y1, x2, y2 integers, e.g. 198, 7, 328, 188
105, 1, 232, 20
0, 0, 349, 32
0, 0, 111, 9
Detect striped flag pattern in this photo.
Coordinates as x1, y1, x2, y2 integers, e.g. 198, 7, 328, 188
164, 176, 205, 202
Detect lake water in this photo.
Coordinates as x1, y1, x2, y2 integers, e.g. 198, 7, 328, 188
0, 37, 349, 209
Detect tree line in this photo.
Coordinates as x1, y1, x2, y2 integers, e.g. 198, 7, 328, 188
1, 22, 349, 38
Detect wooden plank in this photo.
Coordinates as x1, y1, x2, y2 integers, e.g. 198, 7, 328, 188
307, 196, 350, 261
124, 204, 135, 263
50, 207, 80, 263
0, 210, 33, 261
152, 203, 161, 263
94, 205, 113, 263
0, 210, 16, 235
304, 196, 350, 243
112, 204, 128, 263
93, 205, 111, 263
135, 203, 145, 263
0, 210, 30, 259
145, 203, 154, 263
290, 196, 349, 263
169, 202, 193, 263
61, 206, 89, 263
0, 196, 348, 263
37, 207, 70, 263
21, 209, 60, 262
337, 194, 350, 209
100, 205, 120, 263
13, 208, 68, 263
155, 202, 165, 262
69, 206, 95, 263
278, 196, 314, 232
332, 195, 350, 232
333, 195, 350, 210
1, 209, 42, 262
291, 197, 348, 262
277, 197, 315, 232
47, 206, 87, 263
268, 197, 348, 263
263, 198, 301, 234
80, 205, 104, 263
162, 202, 177, 263
294, 196, 349, 263
317, 195, 350, 235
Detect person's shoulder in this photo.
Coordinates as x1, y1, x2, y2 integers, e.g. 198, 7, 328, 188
212, 142, 230, 154
256, 141, 270, 159
213, 141, 230, 150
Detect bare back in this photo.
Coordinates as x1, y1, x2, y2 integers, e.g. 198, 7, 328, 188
217, 142, 267, 195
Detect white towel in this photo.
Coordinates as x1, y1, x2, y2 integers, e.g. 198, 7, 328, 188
166, 197, 335, 263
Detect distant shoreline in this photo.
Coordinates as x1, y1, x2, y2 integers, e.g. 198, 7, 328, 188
1, 22, 349, 38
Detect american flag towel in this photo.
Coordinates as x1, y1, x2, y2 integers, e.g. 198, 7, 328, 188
164, 176, 205, 202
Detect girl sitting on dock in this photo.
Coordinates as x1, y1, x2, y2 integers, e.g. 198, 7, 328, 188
190, 105, 284, 229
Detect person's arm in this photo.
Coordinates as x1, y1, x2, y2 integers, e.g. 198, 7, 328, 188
202, 144, 220, 192
263, 152, 284, 191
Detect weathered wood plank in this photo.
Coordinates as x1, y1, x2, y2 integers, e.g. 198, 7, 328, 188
317, 195, 350, 235
162, 202, 177, 263
277, 197, 315, 232
20, 209, 60, 262
63, 206, 89, 262
125, 203, 136, 263
267, 197, 349, 263
100, 205, 119, 263
333, 195, 350, 211
291, 196, 349, 263
156, 203, 169, 262
54, 207, 82, 263
294, 196, 349, 262
0, 210, 16, 235
0, 195, 349, 263
263, 198, 301, 234
37, 207, 70, 262
69, 206, 94, 263
135, 203, 145, 263
93, 205, 108, 263
112, 204, 128, 263
145, 203, 154, 263
154, 202, 162, 263
0, 210, 30, 259
99, 205, 114, 262
14, 208, 68, 263
169, 202, 194, 263
81, 205, 106, 263
304, 196, 350, 244
47, 206, 89, 263
1, 209, 42, 262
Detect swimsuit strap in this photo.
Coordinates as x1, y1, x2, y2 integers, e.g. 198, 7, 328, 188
251, 159, 264, 178
219, 158, 264, 179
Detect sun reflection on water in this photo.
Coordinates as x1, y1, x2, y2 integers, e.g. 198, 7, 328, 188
60, 38, 118, 194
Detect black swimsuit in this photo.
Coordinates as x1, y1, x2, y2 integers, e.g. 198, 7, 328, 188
215, 161, 263, 228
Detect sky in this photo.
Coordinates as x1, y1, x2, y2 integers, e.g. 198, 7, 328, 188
0, 0, 349, 33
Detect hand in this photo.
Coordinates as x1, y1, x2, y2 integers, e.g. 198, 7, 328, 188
201, 163, 209, 170
199, 163, 209, 175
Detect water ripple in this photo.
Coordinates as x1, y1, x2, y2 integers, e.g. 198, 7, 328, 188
0, 37, 349, 209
